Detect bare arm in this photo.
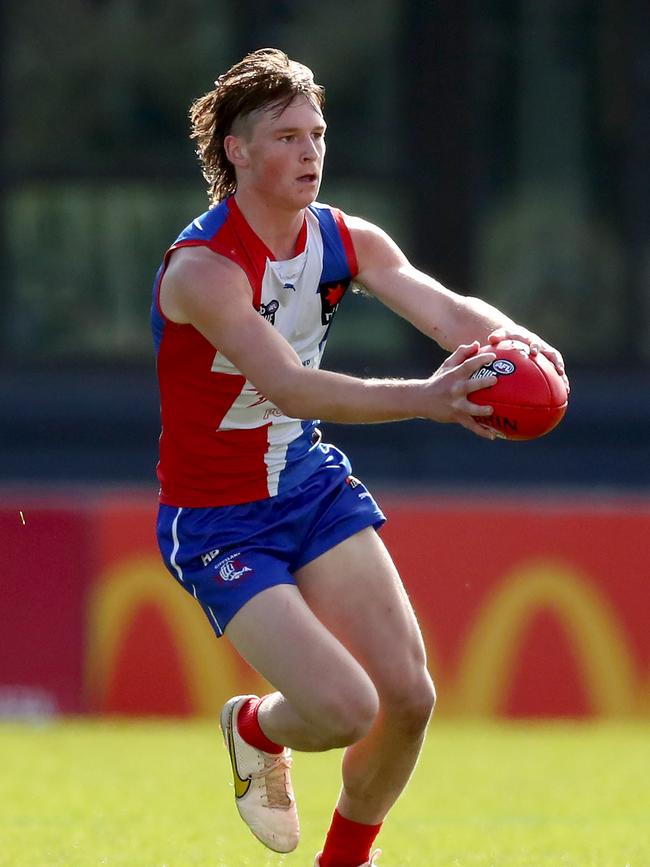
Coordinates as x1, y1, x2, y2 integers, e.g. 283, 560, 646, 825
159, 246, 499, 438
349, 216, 567, 380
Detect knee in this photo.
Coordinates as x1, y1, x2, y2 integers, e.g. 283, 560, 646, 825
383, 667, 436, 736
309, 681, 380, 748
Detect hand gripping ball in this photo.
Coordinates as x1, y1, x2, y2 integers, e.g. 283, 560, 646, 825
469, 340, 568, 440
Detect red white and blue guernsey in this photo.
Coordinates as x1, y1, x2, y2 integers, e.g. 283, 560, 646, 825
151, 195, 358, 508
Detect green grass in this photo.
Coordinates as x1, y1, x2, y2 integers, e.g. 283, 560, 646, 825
0, 719, 648, 866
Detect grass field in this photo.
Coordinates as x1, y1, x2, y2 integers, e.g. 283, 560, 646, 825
0, 719, 648, 866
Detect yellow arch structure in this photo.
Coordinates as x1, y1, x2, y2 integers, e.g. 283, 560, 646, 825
640, 670, 650, 717
85, 555, 642, 719
85, 556, 267, 716
454, 560, 637, 717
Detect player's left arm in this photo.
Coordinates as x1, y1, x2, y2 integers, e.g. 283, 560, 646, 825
348, 216, 568, 384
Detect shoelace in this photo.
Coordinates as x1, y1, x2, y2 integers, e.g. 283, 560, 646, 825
250, 752, 293, 809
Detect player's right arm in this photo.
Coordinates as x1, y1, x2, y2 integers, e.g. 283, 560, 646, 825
159, 247, 497, 438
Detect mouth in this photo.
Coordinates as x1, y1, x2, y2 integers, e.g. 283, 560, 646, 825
296, 173, 318, 184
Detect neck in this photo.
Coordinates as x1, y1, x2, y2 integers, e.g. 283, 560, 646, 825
234, 190, 306, 260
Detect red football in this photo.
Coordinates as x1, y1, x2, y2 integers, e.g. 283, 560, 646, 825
469, 340, 568, 440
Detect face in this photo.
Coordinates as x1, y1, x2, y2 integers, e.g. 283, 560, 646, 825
227, 95, 326, 210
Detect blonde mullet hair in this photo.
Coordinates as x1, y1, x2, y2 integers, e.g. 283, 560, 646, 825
189, 48, 325, 205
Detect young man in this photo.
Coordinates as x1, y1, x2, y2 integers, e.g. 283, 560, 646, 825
152, 49, 566, 866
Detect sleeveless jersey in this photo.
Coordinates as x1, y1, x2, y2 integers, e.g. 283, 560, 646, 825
151, 195, 358, 507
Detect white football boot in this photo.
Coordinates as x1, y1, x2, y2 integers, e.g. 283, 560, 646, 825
220, 694, 299, 853
314, 849, 382, 866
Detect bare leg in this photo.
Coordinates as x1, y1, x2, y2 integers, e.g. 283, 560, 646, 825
225, 583, 380, 752
225, 527, 434, 823
296, 528, 436, 824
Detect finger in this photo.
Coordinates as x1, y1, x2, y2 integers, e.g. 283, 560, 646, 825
440, 342, 486, 374
460, 416, 498, 440
540, 348, 565, 376
447, 341, 481, 364
466, 372, 497, 395
459, 351, 496, 378
464, 397, 494, 415
487, 328, 507, 344
489, 329, 537, 354
453, 377, 495, 412
451, 375, 496, 411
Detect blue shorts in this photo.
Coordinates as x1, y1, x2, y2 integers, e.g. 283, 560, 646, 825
156, 445, 385, 637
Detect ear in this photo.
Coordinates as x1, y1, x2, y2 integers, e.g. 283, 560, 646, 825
224, 134, 249, 168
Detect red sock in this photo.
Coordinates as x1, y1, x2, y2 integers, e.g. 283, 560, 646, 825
236, 695, 283, 754
319, 809, 382, 867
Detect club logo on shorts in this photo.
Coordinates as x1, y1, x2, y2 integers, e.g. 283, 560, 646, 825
215, 552, 253, 582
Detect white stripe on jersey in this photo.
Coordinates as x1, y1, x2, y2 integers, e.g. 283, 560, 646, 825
264, 418, 305, 496
195, 209, 332, 498
211, 209, 327, 435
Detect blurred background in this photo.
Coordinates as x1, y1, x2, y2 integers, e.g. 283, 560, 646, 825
2, 0, 649, 488
1, 1, 649, 721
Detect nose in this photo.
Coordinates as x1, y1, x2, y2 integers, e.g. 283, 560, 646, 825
301, 136, 319, 161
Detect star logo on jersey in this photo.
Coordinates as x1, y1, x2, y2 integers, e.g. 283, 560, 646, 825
317, 280, 348, 325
